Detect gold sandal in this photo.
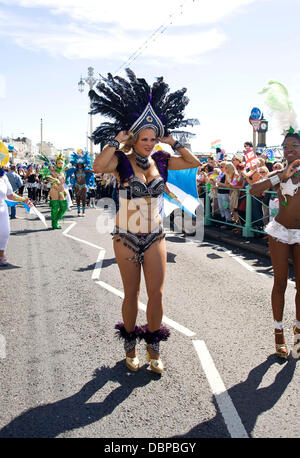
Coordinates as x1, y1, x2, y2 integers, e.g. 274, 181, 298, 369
292, 326, 300, 359
275, 329, 289, 358
146, 347, 164, 374
126, 355, 140, 371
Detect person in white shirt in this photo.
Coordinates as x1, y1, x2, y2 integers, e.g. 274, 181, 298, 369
0, 171, 32, 265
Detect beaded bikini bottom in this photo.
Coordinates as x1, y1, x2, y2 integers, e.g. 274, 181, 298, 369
112, 225, 165, 265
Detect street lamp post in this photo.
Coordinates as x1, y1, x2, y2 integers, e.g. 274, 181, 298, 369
78, 67, 98, 162
40, 118, 43, 155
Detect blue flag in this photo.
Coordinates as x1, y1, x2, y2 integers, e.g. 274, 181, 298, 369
163, 168, 200, 217
5, 200, 31, 212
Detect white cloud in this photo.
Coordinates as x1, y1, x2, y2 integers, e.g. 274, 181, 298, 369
0, 0, 270, 63
17, 27, 226, 62
0, 0, 271, 29
0, 5, 227, 62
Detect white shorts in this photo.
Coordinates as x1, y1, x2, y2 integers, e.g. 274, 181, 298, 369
265, 219, 300, 245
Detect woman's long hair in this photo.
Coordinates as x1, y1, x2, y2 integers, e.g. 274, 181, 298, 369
225, 162, 237, 179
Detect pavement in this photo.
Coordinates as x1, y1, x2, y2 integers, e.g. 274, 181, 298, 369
203, 224, 270, 257
203, 223, 296, 265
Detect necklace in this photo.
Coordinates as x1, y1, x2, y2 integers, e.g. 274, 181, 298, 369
133, 150, 150, 170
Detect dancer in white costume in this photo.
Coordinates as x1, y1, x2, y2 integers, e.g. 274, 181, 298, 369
251, 81, 300, 359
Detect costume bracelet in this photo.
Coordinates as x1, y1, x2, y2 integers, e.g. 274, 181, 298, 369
269, 174, 281, 186
107, 139, 120, 149
172, 141, 184, 151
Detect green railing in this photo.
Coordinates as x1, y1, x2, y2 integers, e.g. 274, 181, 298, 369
202, 184, 278, 238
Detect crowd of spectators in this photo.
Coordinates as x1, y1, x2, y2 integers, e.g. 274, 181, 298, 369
1, 162, 118, 217
196, 142, 284, 235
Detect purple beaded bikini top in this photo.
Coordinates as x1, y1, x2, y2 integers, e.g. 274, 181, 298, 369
115, 150, 170, 200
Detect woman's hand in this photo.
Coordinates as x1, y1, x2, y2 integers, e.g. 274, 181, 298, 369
24, 198, 33, 207
157, 134, 175, 146
115, 130, 133, 143
279, 159, 300, 181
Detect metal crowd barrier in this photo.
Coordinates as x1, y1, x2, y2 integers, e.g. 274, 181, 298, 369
201, 184, 278, 238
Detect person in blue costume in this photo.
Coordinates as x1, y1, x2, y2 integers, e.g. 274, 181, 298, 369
65, 150, 95, 217
90, 68, 200, 374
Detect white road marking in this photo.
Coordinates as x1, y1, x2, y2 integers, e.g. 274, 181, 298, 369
221, 249, 255, 272
96, 280, 196, 337
62, 222, 77, 235
91, 249, 106, 281
193, 340, 249, 439
63, 222, 104, 250
63, 219, 248, 438
183, 235, 296, 286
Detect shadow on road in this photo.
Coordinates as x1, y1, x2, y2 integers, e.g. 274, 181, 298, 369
0, 355, 297, 438
10, 228, 48, 235
0, 264, 21, 270
175, 355, 297, 438
0, 361, 155, 438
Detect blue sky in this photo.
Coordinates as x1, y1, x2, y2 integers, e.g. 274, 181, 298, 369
0, 0, 300, 155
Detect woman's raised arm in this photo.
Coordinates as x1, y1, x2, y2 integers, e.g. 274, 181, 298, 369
93, 131, 130, 173
158, 135, 201, 170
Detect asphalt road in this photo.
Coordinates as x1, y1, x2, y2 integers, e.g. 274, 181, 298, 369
0, 202, 299, 439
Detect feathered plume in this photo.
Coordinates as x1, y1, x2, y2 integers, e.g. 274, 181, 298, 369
70, 150, 92, 169
36, 153, 51, 165
89, 68, 193, 146
259, 80, 298, 134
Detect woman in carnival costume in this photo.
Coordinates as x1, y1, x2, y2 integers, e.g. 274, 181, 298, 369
250, 81, 300, 359
0, 143, 32, 265
65, 149, 95, 216
40, 152, 68, 229
90, 68, 200, 373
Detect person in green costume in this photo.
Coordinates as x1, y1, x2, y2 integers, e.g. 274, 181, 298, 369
48, 153, 68, 229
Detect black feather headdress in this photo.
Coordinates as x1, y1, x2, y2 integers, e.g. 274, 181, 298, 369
89, 68, 194, 146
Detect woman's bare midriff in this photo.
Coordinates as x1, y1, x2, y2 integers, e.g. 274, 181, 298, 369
274, 182, 300, 229
48, 172, 66, 201
115, 196, 162, 234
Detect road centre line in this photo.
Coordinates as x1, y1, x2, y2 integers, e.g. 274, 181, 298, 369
193, 340, 249, 439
